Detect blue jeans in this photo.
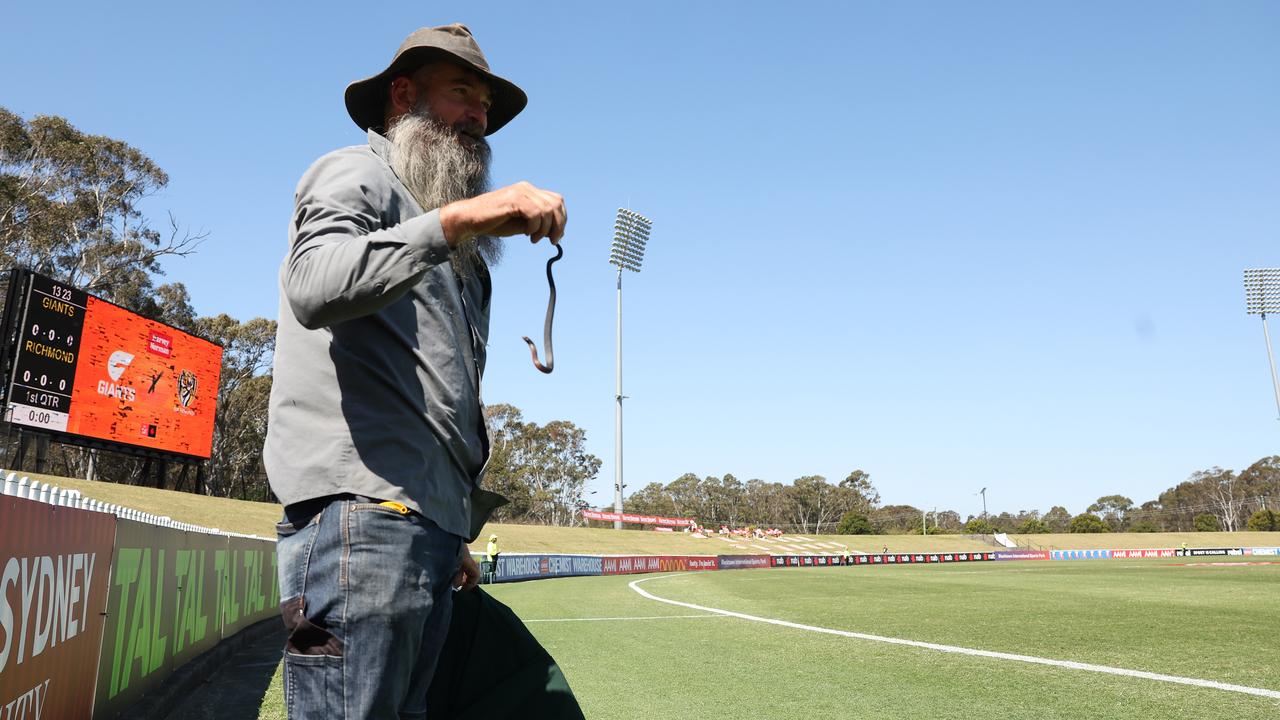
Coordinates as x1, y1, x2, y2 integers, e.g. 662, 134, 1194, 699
276, 497, 463, 719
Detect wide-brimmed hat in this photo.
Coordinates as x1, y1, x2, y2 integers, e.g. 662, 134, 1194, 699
344, 24, 527, 135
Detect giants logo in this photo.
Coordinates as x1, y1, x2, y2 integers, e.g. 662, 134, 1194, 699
98, 350, 136, 401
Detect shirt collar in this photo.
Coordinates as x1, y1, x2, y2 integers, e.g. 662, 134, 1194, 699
368, 128, 392, 164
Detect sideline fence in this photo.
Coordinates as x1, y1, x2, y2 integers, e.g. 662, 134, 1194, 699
0, 474, 278, 719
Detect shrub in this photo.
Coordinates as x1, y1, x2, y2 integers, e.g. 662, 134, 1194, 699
1246, 509, 1280, 531
838, 511, 874, 535
1017, 518, 1049, 534
1193, 514, 1221, 532
964, 518, 995, 535
1128, 520, 1161, 533
1069, 513, 1109, 533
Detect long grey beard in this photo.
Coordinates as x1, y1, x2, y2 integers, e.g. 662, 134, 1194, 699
387, 108, 503, 278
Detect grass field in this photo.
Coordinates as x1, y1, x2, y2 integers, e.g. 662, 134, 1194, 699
239, 557, 1280, 719
488, 559, 1280, 719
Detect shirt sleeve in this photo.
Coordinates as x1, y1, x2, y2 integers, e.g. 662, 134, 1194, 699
282, 149, 453, 329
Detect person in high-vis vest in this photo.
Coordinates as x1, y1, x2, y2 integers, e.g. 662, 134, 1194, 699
484, 533, 500, 583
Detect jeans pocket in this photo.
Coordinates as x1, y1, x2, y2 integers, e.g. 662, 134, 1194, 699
284, 651, 343, 720
281, 594, 344, 720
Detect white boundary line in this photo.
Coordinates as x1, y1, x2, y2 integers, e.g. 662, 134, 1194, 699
525, 614, 723, 623
628, 574, 1280, 700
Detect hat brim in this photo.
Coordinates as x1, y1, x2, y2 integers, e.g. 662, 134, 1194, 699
344, 46, 527, 136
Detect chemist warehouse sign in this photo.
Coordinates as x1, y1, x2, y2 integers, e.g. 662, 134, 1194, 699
0, 496, 115, 720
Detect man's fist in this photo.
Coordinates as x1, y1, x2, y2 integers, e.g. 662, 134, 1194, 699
440, 181, 567, 246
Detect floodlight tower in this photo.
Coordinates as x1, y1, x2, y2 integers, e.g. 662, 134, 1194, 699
608, 209, 653, 530
1244, 268, 1280, 421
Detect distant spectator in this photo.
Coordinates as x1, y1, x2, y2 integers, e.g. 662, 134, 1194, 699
484, 533, 501, 584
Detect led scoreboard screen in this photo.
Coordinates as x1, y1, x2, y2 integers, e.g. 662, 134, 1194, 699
6, 272, 223, 458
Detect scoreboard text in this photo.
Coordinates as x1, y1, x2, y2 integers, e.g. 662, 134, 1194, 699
7, 273, 223, 458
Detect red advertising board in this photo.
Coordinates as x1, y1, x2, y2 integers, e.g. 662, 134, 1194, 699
581, 510, 693, 527
600, 555, 717, 575
1110, 548, 1176, 559
0, 496, 115, 719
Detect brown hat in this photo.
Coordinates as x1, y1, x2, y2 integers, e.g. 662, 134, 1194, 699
344, 24, 527, 135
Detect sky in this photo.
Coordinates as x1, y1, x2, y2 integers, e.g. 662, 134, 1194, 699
3, 1, 1278, 519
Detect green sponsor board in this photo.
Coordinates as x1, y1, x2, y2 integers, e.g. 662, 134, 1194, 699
169, 533, 223, 668
95, 520, 177, 718
93, 522, 278, 718
220, 537, 278, 637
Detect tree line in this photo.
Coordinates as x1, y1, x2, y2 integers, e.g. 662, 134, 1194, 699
623, 456, 1280, 535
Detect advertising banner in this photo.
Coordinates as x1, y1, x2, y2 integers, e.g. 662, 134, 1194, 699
93, 519, 182, 719
717, 555, 771, 570
0, 496, 115, 720
94, 523, 279, 719
1051, 549, 1112, 560
1245, 547, 1280, 556
994, 550, 1050, 561
1110, 549, 1175, 559
579, 510, 693, 527
496, 554, 603, 582
169, 533, 223, 670
220, 537, 279, 638
1186, 548, 1237, 557
771, 551, 995, 569
599, 556, 716, 576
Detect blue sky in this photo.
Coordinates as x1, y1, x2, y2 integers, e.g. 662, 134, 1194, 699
4, 1, 1278, 518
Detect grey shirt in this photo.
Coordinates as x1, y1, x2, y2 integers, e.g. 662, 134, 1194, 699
265, 130, 498, 540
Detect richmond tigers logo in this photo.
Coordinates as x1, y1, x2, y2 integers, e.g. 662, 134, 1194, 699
177, 370, 197, 407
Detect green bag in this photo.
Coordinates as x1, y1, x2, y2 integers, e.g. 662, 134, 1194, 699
427, 586, 586, 719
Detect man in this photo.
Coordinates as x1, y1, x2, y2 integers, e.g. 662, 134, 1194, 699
484, 533, 501, 584
264, 24, 566, 719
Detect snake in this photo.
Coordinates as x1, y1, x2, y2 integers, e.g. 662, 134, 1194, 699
522, 243, 563, 374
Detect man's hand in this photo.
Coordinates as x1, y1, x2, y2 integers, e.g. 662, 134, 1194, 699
440, 181, 567, 247
453, 552, 481, 591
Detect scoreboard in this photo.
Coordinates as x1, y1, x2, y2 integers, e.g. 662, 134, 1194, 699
5, 272, 223, 459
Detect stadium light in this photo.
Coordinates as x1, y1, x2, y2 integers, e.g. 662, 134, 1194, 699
609, 208, 653, 530
1244, 268, 1280, 421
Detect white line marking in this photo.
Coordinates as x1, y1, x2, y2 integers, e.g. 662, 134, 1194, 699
628, 575, 1280, 700
524, 614, 723, 623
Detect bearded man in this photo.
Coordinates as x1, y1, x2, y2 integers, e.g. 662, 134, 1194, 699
264, 24, 565, 719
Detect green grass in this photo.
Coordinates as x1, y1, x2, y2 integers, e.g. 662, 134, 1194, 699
484, 559, 1280, 719
6, 469, 281, 536
242, 557, 1280, 719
